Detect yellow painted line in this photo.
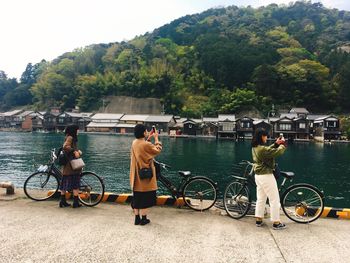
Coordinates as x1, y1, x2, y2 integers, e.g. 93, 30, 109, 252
337, 208, 350, 219
321, 207, 332, 218
102, 192, 114, 202
116, 194, 131, 203
156, 195, 169, 205
44, 191, 350, 214
175, 198, 186, 207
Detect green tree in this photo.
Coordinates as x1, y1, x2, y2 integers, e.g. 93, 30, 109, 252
220, 89, 259, 113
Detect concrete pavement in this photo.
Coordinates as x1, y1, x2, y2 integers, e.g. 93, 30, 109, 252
0, 191, 349, 263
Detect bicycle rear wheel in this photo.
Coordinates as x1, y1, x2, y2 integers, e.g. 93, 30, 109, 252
24, 172, 59, 201
223, 181, 251, 219
182, 177, 217, 211
78, 172, 105, 207
281, 183, 324, 223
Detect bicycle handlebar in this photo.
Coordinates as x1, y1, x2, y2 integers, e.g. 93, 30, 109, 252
50, 148, 57, 163
239, 160, 253, 166
154, 160, 171, 169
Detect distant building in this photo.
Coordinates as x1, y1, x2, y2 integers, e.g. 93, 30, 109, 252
271, 116, 296, 140
31, 112, 46, 131
144, 115, 176, 134
18, 111, 35, 130
2, 110, 24, 128
236, 116, 254, 138
183, 119, 198, 136
56, 112, 94, 131
86, 113, 124, 133
118, 114, 149, 134
253, 119, 272, 137
169, 117, 186, 136
218, 114, 236, 138
202, 117, 219, 136
313, 115, 341, 141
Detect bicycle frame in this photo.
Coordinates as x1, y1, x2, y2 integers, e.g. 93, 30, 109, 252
155, 161, 191, 199
233, 160, 293, 199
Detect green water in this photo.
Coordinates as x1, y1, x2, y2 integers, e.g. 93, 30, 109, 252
0, 132, 349, 207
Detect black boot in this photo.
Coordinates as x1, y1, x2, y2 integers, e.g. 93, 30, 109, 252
59, 195, 71, 208
135, 215, 141, 225
140, 215, 150, 225
72, 196, 82, 208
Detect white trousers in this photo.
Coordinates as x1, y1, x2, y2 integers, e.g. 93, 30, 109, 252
255, 174, 281, 222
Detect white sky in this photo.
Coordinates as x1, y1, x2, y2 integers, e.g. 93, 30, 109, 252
0, 0, 349, 80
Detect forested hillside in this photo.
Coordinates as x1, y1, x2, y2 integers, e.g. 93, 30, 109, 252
1, 1, 350, 117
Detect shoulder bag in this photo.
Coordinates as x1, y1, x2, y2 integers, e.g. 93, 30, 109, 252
70, 157, 85, 171
132, 146, 153, 180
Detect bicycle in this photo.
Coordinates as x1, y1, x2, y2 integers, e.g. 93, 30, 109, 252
223, 160, 325, 223
154, 160, 218, 211
24, 149, 105, 207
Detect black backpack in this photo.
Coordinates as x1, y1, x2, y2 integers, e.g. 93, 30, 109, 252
57, 147, 69, 166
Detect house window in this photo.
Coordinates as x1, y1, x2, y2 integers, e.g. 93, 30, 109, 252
327, 121, 336, 127
299, 123, 306, 129
58, 118, 65, 124
240, 122, 251, 128
279, 123, 292, 130
222, 122, 234, 131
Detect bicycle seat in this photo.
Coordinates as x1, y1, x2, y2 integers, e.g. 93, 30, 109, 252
178, 171, 191, 178
280, 171, 294, 179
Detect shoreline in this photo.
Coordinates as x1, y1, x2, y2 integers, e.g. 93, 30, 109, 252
0, 129, 349, 144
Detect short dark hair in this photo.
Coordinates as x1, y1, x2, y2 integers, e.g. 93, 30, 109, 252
134, 124, 146, 139
65, 124, 79, 142
251, 128, 268, 147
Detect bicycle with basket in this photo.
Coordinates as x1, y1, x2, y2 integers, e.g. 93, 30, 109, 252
223, 160, 325, 223
24, 148, 105, 207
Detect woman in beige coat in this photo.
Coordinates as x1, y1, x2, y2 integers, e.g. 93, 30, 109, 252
130, 124, 162, 225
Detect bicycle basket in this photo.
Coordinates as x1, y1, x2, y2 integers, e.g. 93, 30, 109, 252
231, 161, 254, 178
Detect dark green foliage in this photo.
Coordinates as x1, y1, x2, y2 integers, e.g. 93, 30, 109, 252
1, 2, 350, 116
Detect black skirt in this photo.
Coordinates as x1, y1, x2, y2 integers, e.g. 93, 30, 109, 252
132, 191, 157, 209
60, 174, 80, 192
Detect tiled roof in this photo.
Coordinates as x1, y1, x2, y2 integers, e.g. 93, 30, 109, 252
289, 108, 309, 114
91, 113, 124, 120
3, 110, 24, 116
307, 114, 327, 121
202, 117, 219, 122
62, 112, 94, 118
280, 113, 298, 119
86, 122, 119, 128
218, 114, 235, 122
115, 123, 136, 128
120, 114, 149, 122
17, 111, 34, 117
145, 115, 174, 122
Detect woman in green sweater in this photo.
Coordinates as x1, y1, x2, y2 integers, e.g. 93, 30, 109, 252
252, 128, 286, 230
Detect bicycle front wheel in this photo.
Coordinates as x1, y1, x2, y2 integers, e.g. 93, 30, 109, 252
223, 181, 251, 219
24, 172, 59, 201
78, 172, 105, 207
182, 177, 217, 211
281, 183, 324, 224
